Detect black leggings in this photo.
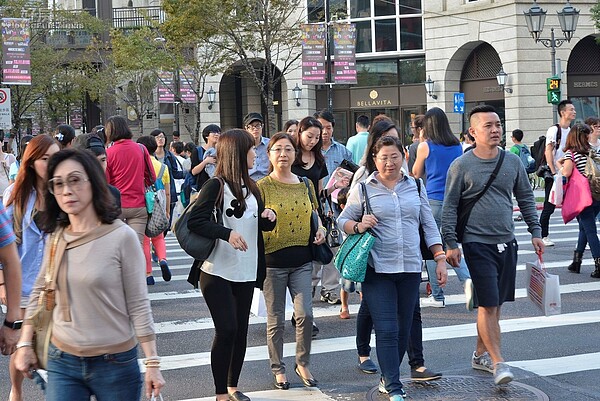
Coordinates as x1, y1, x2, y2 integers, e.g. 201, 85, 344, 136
200, 271, 255, 394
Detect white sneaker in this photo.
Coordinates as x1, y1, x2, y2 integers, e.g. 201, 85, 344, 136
464, 279, 474, 311
421, 295, 445, 308
542, 237, 555, 247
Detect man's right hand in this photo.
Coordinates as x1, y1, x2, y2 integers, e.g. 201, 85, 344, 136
446, 248, 462, 268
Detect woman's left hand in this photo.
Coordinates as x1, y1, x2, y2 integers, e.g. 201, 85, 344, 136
314, 228, 326, 245
261, 208, 277, 222
144, 368, 166, 399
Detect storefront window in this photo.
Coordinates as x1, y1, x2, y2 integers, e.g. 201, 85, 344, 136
375, 20, 397, 52
399, 58, 425, 84
356, 60, 399, 86
350, 0, 370, 18
400, 17, 422, 50
374, 0, 395, 16
572, 97, 600, 123
355, 21, 372, 53
400, 0, 421, 15
307, 0, 324, 23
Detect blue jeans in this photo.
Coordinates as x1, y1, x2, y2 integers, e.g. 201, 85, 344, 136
356, 298, 372, 357
427, 199, 471, 301
576, 200, 600, 257
362, 268, 420, 396
46, 343, 142, 401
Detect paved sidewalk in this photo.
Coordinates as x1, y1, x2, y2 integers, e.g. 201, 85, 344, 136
181, 388, 336, 401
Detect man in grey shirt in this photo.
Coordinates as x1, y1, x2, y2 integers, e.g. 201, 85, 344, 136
442, 105, 544, 386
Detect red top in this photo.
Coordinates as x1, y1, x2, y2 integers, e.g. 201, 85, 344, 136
106, 139, 156, 208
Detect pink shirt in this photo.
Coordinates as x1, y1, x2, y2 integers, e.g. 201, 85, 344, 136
106, 140, 156, 208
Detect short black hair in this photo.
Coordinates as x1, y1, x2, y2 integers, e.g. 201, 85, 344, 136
314, 110, 335, 127
202, 124, 221, 143
137, 135, 158, 155
172, 130, 180, 137
511, 129, 524, 142
356, 115, 370, 129
184, 142, 197, 154
150, 129, 165, 137
171, 141, 184, 154
337, 186, 350, 207
557, 99, 573, 117
468, 105, 497, 124
41, 148, 119, 232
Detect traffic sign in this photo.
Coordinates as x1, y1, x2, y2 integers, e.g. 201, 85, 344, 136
0, 89, 12, 130
546, 77, 561, 105
453, 93, 465, 114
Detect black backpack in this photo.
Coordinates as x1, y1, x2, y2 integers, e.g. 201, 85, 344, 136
530, 124, 561, 169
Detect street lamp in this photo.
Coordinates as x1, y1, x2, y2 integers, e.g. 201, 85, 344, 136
292, 84, 302, 107
524, 0, 579, 123
496, 66, 513, 94
207, 86, 216, 110
424, 76, 437, 100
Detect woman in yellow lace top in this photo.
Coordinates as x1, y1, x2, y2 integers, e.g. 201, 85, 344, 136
257, 132, 326, 391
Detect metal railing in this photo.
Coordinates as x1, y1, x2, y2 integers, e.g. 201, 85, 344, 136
112, 6, 166, 29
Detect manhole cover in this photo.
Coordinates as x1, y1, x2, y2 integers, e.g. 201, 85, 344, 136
366, 375, 548, 401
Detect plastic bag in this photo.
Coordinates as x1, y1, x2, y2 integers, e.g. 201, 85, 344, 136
525, 256, 561, 316
250, 288, 294, 317
549, 169, 563, 206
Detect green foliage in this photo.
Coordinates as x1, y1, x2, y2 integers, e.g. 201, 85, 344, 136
592, 2, 600, 40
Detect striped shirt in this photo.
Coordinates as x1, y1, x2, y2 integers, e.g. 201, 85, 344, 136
0, 203, 16, 249
564, 150, 591, 176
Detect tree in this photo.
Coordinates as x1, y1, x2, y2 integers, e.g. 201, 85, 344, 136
163, 0, 304, 134
592, 2, 600, 42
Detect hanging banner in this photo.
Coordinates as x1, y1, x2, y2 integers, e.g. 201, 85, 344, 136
158, 71, 174, 103
1, 18, 32, 86
179, 69, 196, 104
301, 24, 327, 85
0, 88, 12, 129
333, 23, 357, 85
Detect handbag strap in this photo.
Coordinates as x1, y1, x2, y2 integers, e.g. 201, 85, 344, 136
139, 144, 154, 188
359, 182, 373, 215
301, 177, 317, 210
471, 149, 505, 205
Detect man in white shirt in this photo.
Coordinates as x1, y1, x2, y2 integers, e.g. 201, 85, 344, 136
539, 100, 576, 246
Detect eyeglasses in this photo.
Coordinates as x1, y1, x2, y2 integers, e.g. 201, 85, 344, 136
156, 134, 165, 139
375, 155, 402, 164
269, 147, 295, 154
48, 174, 90, 195
247, 123, 263, 130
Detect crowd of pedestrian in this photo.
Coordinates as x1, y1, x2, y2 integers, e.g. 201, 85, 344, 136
1, 102, 599, 401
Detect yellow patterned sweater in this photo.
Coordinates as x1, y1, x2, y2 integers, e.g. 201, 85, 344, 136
257, 176, 317, 254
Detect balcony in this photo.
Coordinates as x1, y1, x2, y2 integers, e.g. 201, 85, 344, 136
112, 6, 166, 29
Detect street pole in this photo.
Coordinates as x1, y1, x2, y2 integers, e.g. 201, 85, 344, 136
325, 0, 333, 113
550, 28, 558, 125
174, 68, 180, 134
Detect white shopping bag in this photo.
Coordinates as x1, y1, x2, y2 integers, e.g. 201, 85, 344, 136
549, 170, 563, 206
250, 288, 294, 317
525, 257, 561, 316
170, 200, 185, 231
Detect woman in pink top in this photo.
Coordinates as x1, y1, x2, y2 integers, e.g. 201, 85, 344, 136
105, 116, 156, 245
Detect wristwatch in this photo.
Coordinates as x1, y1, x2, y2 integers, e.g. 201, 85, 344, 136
3, 319, 23, 330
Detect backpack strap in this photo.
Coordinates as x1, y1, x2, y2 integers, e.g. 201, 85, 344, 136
554, 123, 561, 151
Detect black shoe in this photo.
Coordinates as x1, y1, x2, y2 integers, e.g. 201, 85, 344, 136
228, 391, 251, 401
312, 323, 319, 338
410, 367, 443, 381
295, 365, 318, 387
291, 314, 296, 327
159, 260, 172, 282
273, 375, 290, 390
320, 292, 341, 305
358, 358, 378, 374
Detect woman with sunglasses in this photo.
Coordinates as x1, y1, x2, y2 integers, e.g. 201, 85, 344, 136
3, 134, 60, 401
14, 148, 165, 400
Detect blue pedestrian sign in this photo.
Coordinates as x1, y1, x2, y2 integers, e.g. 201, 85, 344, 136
453, 93, 465, 114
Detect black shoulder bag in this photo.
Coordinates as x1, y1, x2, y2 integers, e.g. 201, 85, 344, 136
302, 177, 334, 265
456, 150, 505, 243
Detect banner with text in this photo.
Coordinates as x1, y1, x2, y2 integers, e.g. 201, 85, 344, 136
1, 18, 31, 85
301, 24, 327, 85
333, 23, 357, 85
179, 69, 196, 104
158, 71, 174, 103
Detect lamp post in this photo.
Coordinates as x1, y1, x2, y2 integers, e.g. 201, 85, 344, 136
207, 86, 216, 110
424, 76, 437, 100
496, 66, 513, 94
524, 0, 579, 124
292, 84, 302, 107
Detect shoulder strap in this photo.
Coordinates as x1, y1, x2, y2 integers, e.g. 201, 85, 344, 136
301, 177, 317, 210
139, 144, 153, 187
157, 163, 166, 182
555, 123, 561, 151
473, 150, 505, 203
213, 176, 225, 210
359, 182, 373, 215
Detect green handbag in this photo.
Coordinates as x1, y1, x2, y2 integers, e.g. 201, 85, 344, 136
334, 183, 376, 282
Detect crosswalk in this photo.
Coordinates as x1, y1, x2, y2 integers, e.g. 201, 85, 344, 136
145, 214, 600, 401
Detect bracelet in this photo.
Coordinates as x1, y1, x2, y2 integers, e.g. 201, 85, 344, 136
433, 251, 445, 258
15, 342, 33, 350
143, 356, 161, 364
434, 254, 447, 262
353, 222, 360, 234
319, 226, 326, 232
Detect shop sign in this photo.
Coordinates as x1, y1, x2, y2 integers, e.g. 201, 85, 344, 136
352, 89, 396, 108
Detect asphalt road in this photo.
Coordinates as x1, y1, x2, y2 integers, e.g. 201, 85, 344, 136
1, 212, 599, 401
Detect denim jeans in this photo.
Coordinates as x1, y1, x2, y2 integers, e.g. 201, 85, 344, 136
362, 268, 420, 396
427, 199, 471, 301
575, 200, 600, 257
46, 343, 142, 401
356, 298, 373, 357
